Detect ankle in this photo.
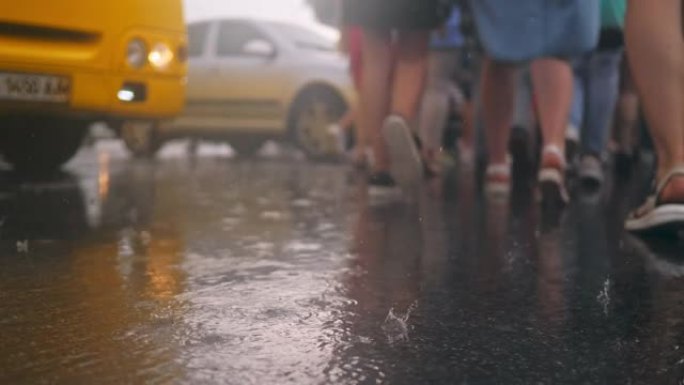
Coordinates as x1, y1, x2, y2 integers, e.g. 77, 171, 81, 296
541, 145, 565, 169
488, 154, 509, 166
657, 161, 684, 182
659, 176, 684, 204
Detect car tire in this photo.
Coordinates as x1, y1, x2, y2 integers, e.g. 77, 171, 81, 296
0, 117, 87, 174
289, 86, 347, 161
121, 121, 162, 158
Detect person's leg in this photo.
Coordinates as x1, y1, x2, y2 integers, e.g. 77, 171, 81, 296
457, 99, 476, 162
624, 0, 684, 233
582, 49, 623, 157
569, 56, 586, 154
480, 57, 517, 166
360, 29, 393, 173
626, 0, 684, 187
577, 50, 623, 186
509, 67, 536, 167
531, 58, 573, 157
419, 52, 451, 155
346, 27, 368, 164
455, 52, 478, 164
531, 58, 574, 205
391, 30, 430, 122
381, 30, 430, 188
613, 60, 640, 159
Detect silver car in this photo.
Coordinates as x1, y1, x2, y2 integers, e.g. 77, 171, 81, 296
122, 18, 355, 159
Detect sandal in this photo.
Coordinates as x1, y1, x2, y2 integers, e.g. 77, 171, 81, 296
625, 165, 684, 235
538, 145, 569, 208
485, 162, 511, 196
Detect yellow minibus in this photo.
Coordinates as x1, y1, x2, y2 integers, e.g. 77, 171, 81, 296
0, 0, 187, 172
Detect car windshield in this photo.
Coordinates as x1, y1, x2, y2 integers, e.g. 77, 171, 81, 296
266, 22, 336, 52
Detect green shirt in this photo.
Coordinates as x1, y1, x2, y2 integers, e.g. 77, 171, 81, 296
601, 0, 626, 29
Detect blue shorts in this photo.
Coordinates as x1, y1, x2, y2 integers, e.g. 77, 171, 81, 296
469, 0, 600, 62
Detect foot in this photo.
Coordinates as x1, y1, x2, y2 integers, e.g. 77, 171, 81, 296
659, 174, 684, 204
538, 145, 569, 208
578, 154, 604, 189
422, 148, 445, 178
485, 163, 511, 196
382, 115, 423, 190
350, 146, 369, 170
367, 171, 402, 203
626, 165, 684, 234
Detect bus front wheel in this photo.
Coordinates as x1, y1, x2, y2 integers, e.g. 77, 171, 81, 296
1, 117, 87, 174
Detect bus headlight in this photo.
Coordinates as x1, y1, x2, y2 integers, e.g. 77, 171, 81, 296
126, 38, 147, 69
148, 43, 174, 70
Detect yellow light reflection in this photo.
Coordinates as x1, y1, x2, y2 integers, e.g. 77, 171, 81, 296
98, 151, 110, 200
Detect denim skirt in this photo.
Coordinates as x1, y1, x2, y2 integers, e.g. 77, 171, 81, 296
469, 0, 600, 62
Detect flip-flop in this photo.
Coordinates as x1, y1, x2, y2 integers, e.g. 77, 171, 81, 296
625, 165, 684, 235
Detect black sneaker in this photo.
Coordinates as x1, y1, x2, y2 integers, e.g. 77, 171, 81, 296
368, 172, 402, 202
578, 154, 605, 189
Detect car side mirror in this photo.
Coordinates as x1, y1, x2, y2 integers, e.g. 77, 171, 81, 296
242, 39, 276, 59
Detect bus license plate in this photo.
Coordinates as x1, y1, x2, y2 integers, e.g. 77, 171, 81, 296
0, 72, 70, 103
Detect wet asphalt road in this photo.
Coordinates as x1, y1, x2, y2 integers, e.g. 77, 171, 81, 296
2, 140, 684, 385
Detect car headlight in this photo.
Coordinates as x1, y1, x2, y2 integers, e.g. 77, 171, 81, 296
148, 43, 174, 70
126, 38, 147, 69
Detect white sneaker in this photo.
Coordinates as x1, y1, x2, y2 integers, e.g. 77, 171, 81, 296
382, 115, 423, 190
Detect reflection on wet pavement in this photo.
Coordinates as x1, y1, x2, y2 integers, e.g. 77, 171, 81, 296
2, 142, 684, 384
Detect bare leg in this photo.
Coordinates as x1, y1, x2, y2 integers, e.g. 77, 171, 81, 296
459, 100, 475, 149
530, 58, 573, 155
391, 30, 430, 122
480, 58, 517, 165
626, 0, 684, 192
337, 106, 356, 132
614, 61, 640, 156
419, 86, 449, 151
360, 29, 393, 172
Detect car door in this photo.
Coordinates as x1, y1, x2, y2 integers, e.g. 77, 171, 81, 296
209, 20, 289, 133
175, 20, 221, 129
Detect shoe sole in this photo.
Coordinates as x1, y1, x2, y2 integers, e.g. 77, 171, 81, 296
578, 165, 604, 188
539, 168, 569, 209
382, 117, 423, 190
625, 204, 684, 236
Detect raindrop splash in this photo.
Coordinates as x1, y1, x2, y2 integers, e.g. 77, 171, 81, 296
596, 278, 610, 315
382, 301, 418, 344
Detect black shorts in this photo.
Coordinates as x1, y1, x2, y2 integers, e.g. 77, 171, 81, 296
343, 0, 451, 30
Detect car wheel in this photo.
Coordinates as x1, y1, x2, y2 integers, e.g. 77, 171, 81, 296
0, 117, 87, 174
121, 121, 162, 158
289, 86, 346, 161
